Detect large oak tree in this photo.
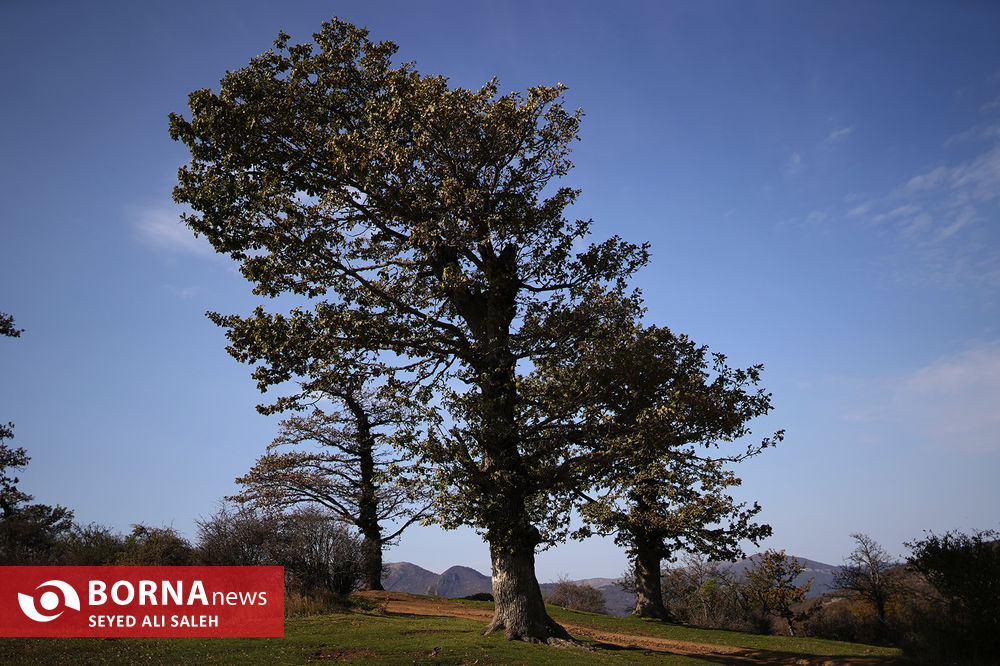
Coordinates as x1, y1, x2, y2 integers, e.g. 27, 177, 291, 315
170, 18, 646, 644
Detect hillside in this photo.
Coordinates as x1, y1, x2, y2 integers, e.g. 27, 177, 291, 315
724, 555, 841, 596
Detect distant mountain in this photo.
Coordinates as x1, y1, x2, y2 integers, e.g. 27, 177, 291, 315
724, 555, 841, 597
383, 562, 491, 597
382, 562, 442, 595
435, 566, 493, 598
383, 562, 634, 615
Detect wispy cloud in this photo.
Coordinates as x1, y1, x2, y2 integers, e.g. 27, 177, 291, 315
824, 126, 855, 144
165, 284, 204, 299
784, 152, 803, 177
134, 206, 215, 257
844, 341, 1000, 453
841, 131, 1000, 288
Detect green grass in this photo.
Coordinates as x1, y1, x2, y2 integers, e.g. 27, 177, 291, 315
544, 603, 902, 658
0, 598, 905, 665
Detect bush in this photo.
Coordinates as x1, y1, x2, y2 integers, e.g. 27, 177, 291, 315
116, 524, 195, 565
59, 523, 126, 565
197, 503, 363, 598
903, 529, 1000, 664
276, 506, 362, 596
544, 576, 606, 614
660, 554, 748, 631
196, 502, 276, 566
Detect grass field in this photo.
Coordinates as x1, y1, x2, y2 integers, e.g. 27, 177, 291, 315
0, 594, 905, 664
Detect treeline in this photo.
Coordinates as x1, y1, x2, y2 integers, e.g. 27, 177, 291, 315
650, 533, 999, 665
0, 487, 367, 614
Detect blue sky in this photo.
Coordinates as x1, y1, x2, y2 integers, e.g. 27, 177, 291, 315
2, 1, 998, 581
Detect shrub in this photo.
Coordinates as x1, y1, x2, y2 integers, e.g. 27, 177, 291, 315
271, 506, 362, 597
115, 524, 195, 565
59, 523, 126, 565
196, 502, 276, 566
903, 529, 1000, 664
544, 576, 606, 614
196, 503, 363, 598
660, 554, 747, 631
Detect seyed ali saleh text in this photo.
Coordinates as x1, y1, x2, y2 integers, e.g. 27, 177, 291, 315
86, 579, 269, 629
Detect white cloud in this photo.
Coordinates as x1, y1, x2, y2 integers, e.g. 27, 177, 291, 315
784, 152, 803, 176
824, 126, 855, 144
980, 96, 1000, 114
899, 342, 1000, 452
165, 285, 204, 299
845, 341, 1000, 453
134, 206, 215, 257
839, 127, 1000, 287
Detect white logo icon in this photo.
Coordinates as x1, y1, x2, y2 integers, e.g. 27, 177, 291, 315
17, 580, 81, 622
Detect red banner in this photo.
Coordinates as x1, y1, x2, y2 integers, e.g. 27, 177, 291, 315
0, 566, 284, 637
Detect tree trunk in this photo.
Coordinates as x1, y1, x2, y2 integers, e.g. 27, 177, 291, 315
484, 535, 579, 646
632, 539, 673, 620
343, 391, 384, 591
360, 532, 384, 591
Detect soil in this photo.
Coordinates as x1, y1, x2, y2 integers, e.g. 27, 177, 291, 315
354, 591, 902, 665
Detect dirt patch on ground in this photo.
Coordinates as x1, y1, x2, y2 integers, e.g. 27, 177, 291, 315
354, 591, 901, 665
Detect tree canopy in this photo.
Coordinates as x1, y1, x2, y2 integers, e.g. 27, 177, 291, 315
531, 323, 778, 618
171, 17, 647, 644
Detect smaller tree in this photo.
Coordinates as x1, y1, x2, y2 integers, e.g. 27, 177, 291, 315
834, 533, 898, 639
232, 384, 430, 590
548, 324, 778, 620
543, 576, 606, 614
905, 528, 1000, 662
0, 435, 74, 565
739, 549, 812, 636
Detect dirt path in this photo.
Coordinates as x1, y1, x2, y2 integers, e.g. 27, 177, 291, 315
355, 591, 900, 665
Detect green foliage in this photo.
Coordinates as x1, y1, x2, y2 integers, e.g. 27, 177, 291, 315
168, 15, 647, 549
566, 325, 778, 559
904, 528, 1000, 663
0, 501, 74, 565
738, 549, 813, 636
169, 15, 655, 640
0, 312, 22, 338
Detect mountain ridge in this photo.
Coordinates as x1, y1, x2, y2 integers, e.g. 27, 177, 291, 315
383, 554, 842, 617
